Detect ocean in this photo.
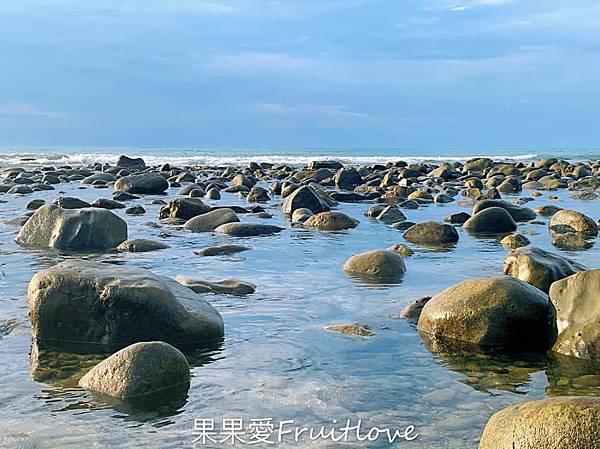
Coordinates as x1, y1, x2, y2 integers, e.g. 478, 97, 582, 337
1, 146, 599, 168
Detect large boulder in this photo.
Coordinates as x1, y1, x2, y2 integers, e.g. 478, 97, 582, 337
403, 221, 459, 245
114, 172, 168, 194
550, 270, 600, 362
463, 207, 517, 233
304, 211, 359, 231
472, 199, 536, 222
417, 276, 553, 351
79, 341, 189, 400
28, 260, 224, 353
183, 208, 239, 232
159, 197, 211, 221
16, 204, 127, 251
343, 250, 406, 281
282, 186, 330, 215
503, 246, 587, 292
549, 210, 598, 237
479, 397, 600, 449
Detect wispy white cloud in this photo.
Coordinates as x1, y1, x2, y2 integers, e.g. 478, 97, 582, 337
0, 103, 65, 119
255, 102, 371, 121
430, 0, 512, 12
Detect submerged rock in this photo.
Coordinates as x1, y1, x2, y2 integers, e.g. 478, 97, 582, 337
16, 204, 127, 251
194, 244, 251, 257
176, 275, 256, 295
479, 397, 600, 449
28, 260, 224, 353
552, 233, 594, 250
551, 270, 600, 362
417, 276, 553, 351
325, 324, 373, 337
503, 246, 587, 292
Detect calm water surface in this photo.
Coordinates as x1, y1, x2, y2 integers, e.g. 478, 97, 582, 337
0, 163, 599, 448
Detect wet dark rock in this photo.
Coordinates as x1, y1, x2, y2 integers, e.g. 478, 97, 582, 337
403, 221, 459, 244
281, 185, 330, 215
90, 198, 126, 209
116, 239, 169, 252
116, 155, 146, 171
28, 260, 224, 353
159, 198, 211, 221
53, 196, 91, 209
464, 207, 517, 233
16, 204, 127, 251
215, 222, 283, 237
114, 173, 168, 194
443, 212, 471, 224
125, 205, 146, 215
194, 244, 251, 257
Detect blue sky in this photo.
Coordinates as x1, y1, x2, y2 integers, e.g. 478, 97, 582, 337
1, 0, 599, 149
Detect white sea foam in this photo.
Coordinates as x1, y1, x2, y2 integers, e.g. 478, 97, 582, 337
0, 151, 540, 168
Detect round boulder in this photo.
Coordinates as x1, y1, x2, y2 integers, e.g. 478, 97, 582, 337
417, 276, 553, 351
304, 211, 359, 231
183, 208, 239, 232
464, 207, 517, 233
479, 397, 600, 449
79, 341, 189, 400
343, 250, 406, 281
549, 210, 598, 237
503, 246, 587, 292
403, 221, 459, 245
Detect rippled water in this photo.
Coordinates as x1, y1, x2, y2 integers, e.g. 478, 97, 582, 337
0, 168, 599, 448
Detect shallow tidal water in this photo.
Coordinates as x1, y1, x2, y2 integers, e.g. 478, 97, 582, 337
0, 168, 599, 448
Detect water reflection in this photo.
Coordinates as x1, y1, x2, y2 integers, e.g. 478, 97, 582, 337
420, 332, 547, 394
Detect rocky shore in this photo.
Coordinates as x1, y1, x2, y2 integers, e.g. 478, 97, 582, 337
2, 154, 600, 447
